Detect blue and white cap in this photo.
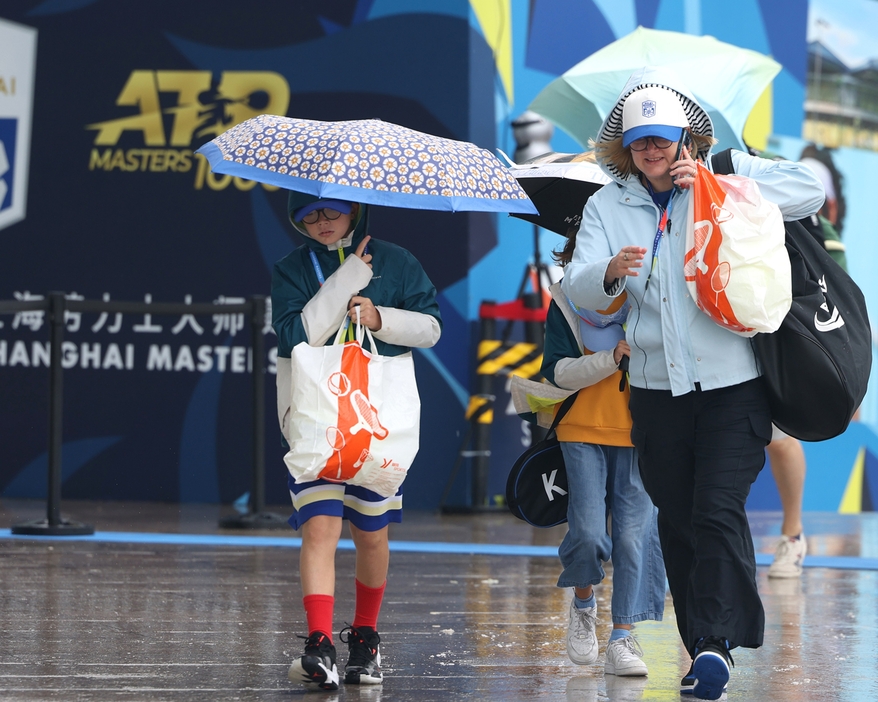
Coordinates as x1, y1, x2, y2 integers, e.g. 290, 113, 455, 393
622, 86, 689, 147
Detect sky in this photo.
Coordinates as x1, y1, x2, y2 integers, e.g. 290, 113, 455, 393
808, 0, 878, 68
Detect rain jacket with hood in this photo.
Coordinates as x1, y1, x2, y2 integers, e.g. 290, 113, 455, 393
561, 67, 825, 398
272, 191, 442, 443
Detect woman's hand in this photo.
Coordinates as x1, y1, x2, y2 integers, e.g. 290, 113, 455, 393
670, 144, 698, 190
613, 339, 631, 366
354, 235, 373, 268
348, 295, 381, 331
605, 246, 647, 283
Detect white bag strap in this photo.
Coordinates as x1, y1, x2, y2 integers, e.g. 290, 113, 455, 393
332, 305, 379, 354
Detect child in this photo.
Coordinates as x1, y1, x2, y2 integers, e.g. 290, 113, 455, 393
272, 192, 442, 690
540, 229, 665, 676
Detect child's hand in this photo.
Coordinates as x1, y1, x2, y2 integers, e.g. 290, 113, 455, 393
355, 235, 373, 268
349, 296, 382, 331
613, 339, 631, 366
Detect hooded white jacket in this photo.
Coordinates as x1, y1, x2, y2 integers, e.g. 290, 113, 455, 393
562, 67, 824, 396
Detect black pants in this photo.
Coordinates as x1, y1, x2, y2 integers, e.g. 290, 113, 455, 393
629, 379, 772, 654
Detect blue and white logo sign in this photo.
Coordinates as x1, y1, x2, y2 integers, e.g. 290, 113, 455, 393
0, 18, 37, 232
641, 100, 656, 119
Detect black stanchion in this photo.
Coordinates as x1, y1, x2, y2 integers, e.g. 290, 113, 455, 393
12, 292, 94, 536
219, 295, 287, 529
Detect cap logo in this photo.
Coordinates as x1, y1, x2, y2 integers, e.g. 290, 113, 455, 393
641, 100, 656, 118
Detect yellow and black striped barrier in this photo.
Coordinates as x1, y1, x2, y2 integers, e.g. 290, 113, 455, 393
476, 340, 543, 380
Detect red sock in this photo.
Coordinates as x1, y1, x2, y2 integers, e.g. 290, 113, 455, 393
352, 579, 386, 630
303, 594, 335, 643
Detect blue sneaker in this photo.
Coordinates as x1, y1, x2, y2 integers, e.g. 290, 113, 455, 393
690, 636, 733, 700
680, 663, 728, 696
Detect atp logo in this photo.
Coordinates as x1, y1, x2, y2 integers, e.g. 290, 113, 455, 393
86, 70, 290, 190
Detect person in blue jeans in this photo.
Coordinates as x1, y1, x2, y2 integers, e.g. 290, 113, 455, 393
541, 232, 665, 677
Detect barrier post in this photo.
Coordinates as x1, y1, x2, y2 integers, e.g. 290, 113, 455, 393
12, 292, 94, 536
219, 295, 287, 529
470, 313, 497, 507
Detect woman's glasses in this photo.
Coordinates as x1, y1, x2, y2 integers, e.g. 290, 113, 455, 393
628, 136, 675, 152
301, 207, 344, 224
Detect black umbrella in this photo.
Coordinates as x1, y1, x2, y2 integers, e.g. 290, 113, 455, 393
509, 152, 611, 236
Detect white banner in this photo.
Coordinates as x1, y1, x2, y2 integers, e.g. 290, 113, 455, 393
0, 17, 37, 232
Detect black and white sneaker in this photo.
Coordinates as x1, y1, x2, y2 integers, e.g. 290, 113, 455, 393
688, 636, 733, 700
288, 631, 339, 690
340, 625, 383, 684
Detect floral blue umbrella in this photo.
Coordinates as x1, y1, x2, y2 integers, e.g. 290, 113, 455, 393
195, 115, 537, 215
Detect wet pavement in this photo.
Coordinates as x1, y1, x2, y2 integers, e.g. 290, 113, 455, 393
0, 499, 876, 701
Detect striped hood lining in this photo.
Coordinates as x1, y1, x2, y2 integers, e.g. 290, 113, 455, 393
597, 71, 713, 181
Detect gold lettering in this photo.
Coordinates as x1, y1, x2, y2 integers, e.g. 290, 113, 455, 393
90, 148, 195, 172
176, 150, 192, 173
210, 72, 291, 137
89, 148, 114, 170
87, 71, 166, 145
0, 77, 7, 95
109, 150, 128, 170
156, 71, 213, 146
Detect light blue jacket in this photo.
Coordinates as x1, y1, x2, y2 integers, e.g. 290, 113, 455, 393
561, 68, 825, 396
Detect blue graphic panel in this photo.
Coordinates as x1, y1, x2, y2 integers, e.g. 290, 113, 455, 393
0, 118, 16, 211
863, 449, 878, 511
525, 0, 615, 75
756, 0, 809, 84
746, 456, 782, 511
634, 0, 661, 28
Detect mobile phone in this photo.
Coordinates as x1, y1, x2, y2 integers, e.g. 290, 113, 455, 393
673, 130, 692, 190
674, 129, 692, 162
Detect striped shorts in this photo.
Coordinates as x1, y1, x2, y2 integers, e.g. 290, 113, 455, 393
287, 474, 403, 531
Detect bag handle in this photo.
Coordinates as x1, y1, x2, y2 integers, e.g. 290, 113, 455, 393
332, 305, 379, 354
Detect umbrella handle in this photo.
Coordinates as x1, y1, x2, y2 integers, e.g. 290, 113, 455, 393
618, 355, 629, 392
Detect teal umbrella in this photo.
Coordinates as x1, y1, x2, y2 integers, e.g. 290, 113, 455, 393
529, 27, 781, 152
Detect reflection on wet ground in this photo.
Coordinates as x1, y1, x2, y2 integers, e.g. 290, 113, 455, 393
0, 500, 876, 701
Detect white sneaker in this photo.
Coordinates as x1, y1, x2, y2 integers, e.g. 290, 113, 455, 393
566, 599, 599, 665
604, 634, 648, 676
768, 533, 807, 579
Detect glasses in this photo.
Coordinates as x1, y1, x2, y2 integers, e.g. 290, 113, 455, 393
301, 207, 345, 224
628, 136, 675, 152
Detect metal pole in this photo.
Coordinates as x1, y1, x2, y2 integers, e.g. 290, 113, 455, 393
219, 295, 286, 529
12, 292, 93, 536
251, 295, 267, 514
471, 314, 496, 508
47, 292, 64, 527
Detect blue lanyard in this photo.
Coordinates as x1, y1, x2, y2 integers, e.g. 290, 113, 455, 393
646, 181, 674, 260
308, 244, 369, 286
309, 250, 328, 285
644, 182, 675, 290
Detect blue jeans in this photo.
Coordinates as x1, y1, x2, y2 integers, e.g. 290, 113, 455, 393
558, 442, 666, 624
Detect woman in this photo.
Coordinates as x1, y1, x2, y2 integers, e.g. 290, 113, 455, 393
561, 67, 823, 700
541, 231, 665, 677
272, 192, 441, 690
